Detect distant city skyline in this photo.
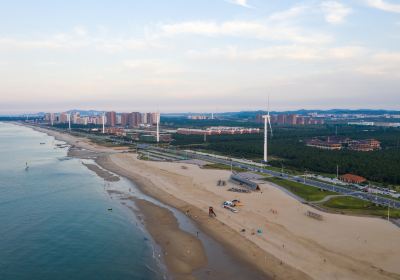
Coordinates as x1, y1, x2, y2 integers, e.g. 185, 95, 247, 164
1, 0, 400, 113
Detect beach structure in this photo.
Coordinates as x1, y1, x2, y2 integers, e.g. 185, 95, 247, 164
230, 173, 260, 191
209, 206, 216, 217
306, 211, 323, 221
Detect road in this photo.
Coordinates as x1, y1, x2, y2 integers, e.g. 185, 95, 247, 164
145, 146, 400, 209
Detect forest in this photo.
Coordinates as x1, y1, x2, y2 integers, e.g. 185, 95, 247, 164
171, 124, 400, 186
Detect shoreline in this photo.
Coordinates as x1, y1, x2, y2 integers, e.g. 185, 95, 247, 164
24, 124, 400, 280
25, 124, 280, 279
96, 154, 307, 280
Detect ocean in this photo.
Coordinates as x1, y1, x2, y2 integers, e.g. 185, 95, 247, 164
0, 122, 164, 280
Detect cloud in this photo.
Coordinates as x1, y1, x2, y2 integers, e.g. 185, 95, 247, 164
357, 52, 400, 76
123, 59, 182, 75
321, 1, 352, 24
267, 5, 307, 21
0, 36, 88, 50
226, 0, 252, 8
187, 45, 366, 61
160, 20, 332, 44
0, 28, 160, 53
364, 0, 400, 13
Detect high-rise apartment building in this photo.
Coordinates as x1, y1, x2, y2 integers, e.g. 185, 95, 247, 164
286, 114, 298, 125
106, 111, 116, 127
121, 113, 130, 127
60, 112, 69, 123
129, 112, 141, 128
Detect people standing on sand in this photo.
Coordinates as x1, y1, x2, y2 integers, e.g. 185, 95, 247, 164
209, 207, 216, 217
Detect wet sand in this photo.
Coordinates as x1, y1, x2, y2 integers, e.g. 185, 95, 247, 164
81, 163, 120, 182
134, 199, 207, 280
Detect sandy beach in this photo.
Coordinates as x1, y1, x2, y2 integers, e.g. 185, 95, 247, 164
28, 125, 400, 280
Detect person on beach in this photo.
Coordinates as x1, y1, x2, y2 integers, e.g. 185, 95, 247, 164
209, 207, 216, 217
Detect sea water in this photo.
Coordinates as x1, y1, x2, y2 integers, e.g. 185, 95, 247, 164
0, 122, 164, 280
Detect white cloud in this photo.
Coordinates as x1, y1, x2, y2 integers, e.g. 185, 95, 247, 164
0, 29, 160, 53
0, 36, 88, 50
123, 59, 182, 75
364, 0, 400, 13
356, 52, 400, 77
160, 20, 332, 44
321, 1, 352, 24
187, 45, 366, 61
267, 5, 307, 21
226, 0, 252, 8
73, 26, 87, 37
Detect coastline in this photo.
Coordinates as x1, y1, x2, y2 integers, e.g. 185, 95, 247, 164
25, 125, 280, 279
25, 124, 400, 280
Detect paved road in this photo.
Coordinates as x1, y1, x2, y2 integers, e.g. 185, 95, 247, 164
310, 194, 350, 204
145, 146, 400, 209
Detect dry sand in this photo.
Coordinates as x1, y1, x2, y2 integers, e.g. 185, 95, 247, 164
28, 125, 400, 280
103, 153, 400, 280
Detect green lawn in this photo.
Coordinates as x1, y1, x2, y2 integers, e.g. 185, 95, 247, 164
264, 177, 336, 201
321, 196, 400, 218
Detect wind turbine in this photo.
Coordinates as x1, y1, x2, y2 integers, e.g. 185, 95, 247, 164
262, 97, 273, 163
102, 112, 105, 134
67, 113, 71, 131
156, 111, 160, 143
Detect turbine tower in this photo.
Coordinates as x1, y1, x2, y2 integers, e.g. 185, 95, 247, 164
102, 113, 105, 134
262, 98, 273, 163
156, 112, 160, 143
67, 113, 71, 131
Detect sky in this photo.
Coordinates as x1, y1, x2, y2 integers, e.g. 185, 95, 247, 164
0, 0, 399, 113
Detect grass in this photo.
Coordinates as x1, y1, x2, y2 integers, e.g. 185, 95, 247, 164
321, 196, 400, 218
202, 163, 246, 172
265, 177, 337, 201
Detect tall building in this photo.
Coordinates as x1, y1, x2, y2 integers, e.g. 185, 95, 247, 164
286, 114, 298, 125
59, 112, 68, 123
129, 112, 141, 128
121, 113, 130, 127
147, 113, 153, 124
296, 116, 305, 125
255, 114, 263, 123
151, 112, 159, 125
116, 114, 122, 125
72, 112, 80, 124
141, 113, 147, 124
277, 114, 286, 125
106, 111, 116, 127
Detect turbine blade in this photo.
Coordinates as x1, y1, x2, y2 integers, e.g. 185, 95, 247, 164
268, 118, 273, 137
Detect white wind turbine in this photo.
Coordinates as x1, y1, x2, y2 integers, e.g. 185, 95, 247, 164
156, 111, 160, 143
102, 112, 105, 134
67, 113, 71, 131
262, 97, 273, 163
